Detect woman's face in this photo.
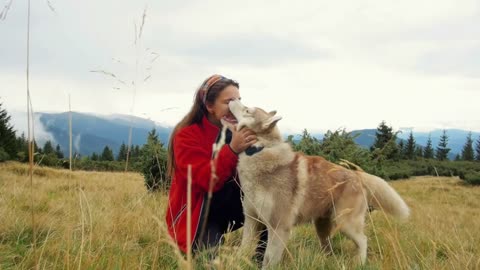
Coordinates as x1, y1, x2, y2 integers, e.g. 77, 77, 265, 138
206, 84, 240, 126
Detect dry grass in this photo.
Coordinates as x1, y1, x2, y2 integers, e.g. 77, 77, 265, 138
0, 162, 179, 269
1, 162, 479, 269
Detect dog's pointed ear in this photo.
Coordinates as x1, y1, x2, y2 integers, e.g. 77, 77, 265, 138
262, 115, 282, 130
268, 110, 277, 116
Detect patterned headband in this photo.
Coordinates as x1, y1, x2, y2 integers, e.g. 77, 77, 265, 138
199, 74, 225, 105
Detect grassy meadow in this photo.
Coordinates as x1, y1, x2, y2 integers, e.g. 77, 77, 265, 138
1, 161, 479, 269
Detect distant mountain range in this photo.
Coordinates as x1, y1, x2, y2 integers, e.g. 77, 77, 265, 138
29, 112, 479, 159
397, 129, 480, 159
37, 112, 171, 156
305, 129, 480, 160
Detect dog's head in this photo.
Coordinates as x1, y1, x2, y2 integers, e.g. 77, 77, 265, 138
225, 99, 282, 134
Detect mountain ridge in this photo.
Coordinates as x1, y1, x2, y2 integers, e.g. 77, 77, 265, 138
37, 112, 171, 156
11, 111, 479, 159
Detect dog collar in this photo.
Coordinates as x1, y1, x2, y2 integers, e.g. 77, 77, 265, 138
245, 146, 264, 156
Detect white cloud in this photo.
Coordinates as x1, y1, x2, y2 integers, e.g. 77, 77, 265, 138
74, 133, 81, 153
1, 0, 479, 134
9, 110, 56, 146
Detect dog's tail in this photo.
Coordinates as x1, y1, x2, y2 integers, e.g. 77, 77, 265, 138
361, 173, 410, 221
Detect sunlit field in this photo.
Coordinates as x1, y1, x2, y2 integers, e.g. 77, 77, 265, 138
1, 161, 479, 269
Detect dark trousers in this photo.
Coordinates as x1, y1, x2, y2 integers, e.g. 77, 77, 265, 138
193, 179, 268, 263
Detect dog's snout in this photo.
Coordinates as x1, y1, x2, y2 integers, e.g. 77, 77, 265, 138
228, 98, 239, 104
228, 99, 241, 110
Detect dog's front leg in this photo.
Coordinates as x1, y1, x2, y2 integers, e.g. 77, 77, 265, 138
240, 214, 260, 255
262, 227, 290, 269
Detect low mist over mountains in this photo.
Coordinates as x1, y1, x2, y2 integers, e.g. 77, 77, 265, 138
37, 112, 171, 156
13, 112, 478, 158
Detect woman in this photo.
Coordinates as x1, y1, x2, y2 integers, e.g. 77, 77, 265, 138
165, 74, 266, 257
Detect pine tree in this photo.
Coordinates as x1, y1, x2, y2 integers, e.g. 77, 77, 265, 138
0, 102, 17, 160
55, 144, 64, 159
133, 145, 141, 159
415, 145, 423, 158
435, 130, 451, 161
370, 121, 398, 160
397, 140, 405, 160
32, 140, 40, 155
475, 136, 480, 161
295, 129, 323, 156
371, 121, 393, 150
319, 128, 372, 168
91, 152, 99, 161
142, 128, 168, 191
423, 134, 434, 159
101, 146, 114, 161
14, 134, 39, 162
37, 144, 43, 154
16, 132, 28, 161
117, 142, 127, 161
461, 132, 475, 161
405, 131, 416, 160
43, 140, 54, 154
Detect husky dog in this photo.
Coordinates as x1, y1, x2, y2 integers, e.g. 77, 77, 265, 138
224, 99, 409, 269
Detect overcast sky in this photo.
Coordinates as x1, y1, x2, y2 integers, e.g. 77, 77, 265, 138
1, 0, 479, 135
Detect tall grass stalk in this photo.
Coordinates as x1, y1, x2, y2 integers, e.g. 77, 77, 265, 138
0, 0, 13, 20
125, 125, 133, 172
90, 8, 153, 172
25, 0, 39, 268
69, 94, 72, 172
198, 126, 228, 241
187, 164, 193, 270
77, 192, 85, 270
125, 7, 147, 172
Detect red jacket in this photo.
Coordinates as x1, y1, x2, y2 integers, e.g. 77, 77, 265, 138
165, 116, 239, 253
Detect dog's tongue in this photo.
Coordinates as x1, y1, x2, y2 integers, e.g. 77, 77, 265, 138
222, 115, 238, 124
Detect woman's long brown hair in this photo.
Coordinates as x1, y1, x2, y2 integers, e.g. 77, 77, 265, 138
166, 77, 239, 178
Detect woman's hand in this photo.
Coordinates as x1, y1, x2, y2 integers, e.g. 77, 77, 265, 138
228, 125, 257, 154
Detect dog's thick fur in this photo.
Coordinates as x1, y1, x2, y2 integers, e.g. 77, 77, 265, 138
226, 100, 410, 269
